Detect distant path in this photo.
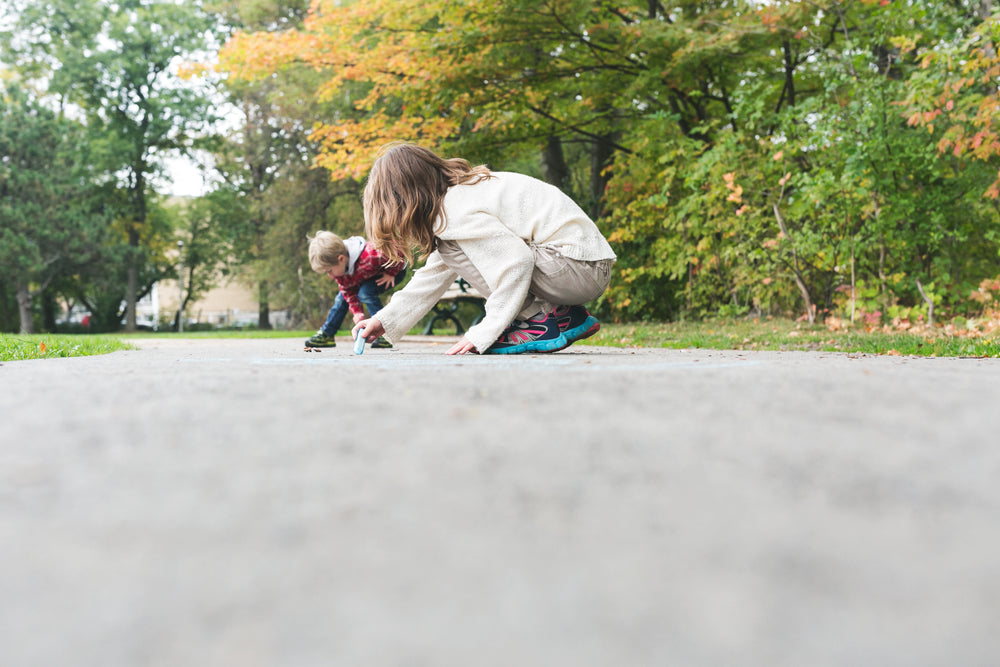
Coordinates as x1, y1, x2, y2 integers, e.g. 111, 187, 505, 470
2, 338, 999, 666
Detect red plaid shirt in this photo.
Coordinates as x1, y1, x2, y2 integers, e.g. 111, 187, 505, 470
335, 242, 404, 317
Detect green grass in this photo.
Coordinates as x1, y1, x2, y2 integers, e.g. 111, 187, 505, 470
588, 319, 1000, 358
0, 334, 136, 361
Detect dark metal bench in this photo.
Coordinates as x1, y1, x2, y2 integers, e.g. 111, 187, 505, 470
422, 278, 486, 335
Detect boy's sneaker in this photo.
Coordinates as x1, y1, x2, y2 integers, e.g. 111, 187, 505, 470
371, 336, 392, 349
554, 305, 601, 345
485, 312, 568, 354
304, 331, 337, 348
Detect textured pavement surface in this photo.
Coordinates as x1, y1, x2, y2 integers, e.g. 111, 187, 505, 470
2, 337, 1000, 666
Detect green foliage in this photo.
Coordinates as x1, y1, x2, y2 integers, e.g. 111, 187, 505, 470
207, 0, 364, 327
0, 81, 110, 333
172, 191, 243, 325
599, 0, 1000, 323
220, 0, 1000, 326
2, 0, 220, 330
6, 0, 1000, 333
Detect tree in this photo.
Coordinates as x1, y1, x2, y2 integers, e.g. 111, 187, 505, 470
67, 189, 176, 332
3, 0, 220, 331
171, 194, 228, 328
0, 81, 104, 333
604, 0, 1000, 322
219, 0, 1000, 325
199, 0, 353, 329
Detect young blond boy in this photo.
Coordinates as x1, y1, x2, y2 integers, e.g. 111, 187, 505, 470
306, 231, 405, 348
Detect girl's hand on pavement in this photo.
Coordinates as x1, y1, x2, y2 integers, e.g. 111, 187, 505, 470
446, 336, 479, 355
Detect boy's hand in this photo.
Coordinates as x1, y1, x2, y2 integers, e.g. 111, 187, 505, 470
374, 273, 396, 288
352, 312, 365, 325
446, 336, 479, 355
352, 318, 384, 343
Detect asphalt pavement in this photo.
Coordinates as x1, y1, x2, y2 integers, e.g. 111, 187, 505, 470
2, 336, 999, 666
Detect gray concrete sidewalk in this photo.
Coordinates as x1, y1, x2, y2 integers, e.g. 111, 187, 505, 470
2, 337, 1000, 666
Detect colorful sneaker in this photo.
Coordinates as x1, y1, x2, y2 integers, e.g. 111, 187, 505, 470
485, 312, 568, 354
554, 305, 600, 345
304, 330, 337, 348
371, 336, 392, 349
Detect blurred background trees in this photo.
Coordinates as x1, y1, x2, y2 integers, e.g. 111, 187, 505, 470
3, 0, 1000, 332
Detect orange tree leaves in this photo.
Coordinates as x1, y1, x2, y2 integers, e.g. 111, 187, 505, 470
219, 0, 482, 176
903, 16, 1000, 198
220, 0, 660, 177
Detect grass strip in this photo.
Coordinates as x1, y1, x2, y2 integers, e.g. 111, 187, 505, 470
0, 334, 135, 362
588, 320, 1000, 358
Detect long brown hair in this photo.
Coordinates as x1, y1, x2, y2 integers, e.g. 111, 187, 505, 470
363, 143, 493, 264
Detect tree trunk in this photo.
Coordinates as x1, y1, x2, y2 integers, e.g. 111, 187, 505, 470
16, 281, 33, 334
0, 280, 14, 332
125, 168, 147, 333
258, 280, 272, 329
878, 242, 888, 312
589, 134, 615, 219
850, 253, 856, 325
772, 203, 815, 324
781, 40, 796, 109
41, 289, 57, 331
541, 136, 571, 193
125, 229, 139, 332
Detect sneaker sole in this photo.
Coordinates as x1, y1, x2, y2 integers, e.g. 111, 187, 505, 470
303, 341, 337, 348
563, 317, 600, 345
486, 333, 569, 355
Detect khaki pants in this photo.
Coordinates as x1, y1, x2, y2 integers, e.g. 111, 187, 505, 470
437, 240, 614, 321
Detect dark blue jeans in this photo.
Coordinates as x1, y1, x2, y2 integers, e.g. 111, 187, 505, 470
320, 267, 406, 336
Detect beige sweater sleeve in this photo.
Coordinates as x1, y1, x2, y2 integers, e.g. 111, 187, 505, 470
372, 251, 457, 344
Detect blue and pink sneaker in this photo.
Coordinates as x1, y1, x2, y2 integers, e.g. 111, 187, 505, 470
554, 305, 601, 346
485, 312, 568, 354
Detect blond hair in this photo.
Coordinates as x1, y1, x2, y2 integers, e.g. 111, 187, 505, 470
307, 231, 348, 273
363, 143, 492, 264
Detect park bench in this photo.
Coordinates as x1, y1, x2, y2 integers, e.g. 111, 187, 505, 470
422, 278, 486, 335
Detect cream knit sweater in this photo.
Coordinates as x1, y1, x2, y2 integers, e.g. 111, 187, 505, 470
372, 172, 616, 352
